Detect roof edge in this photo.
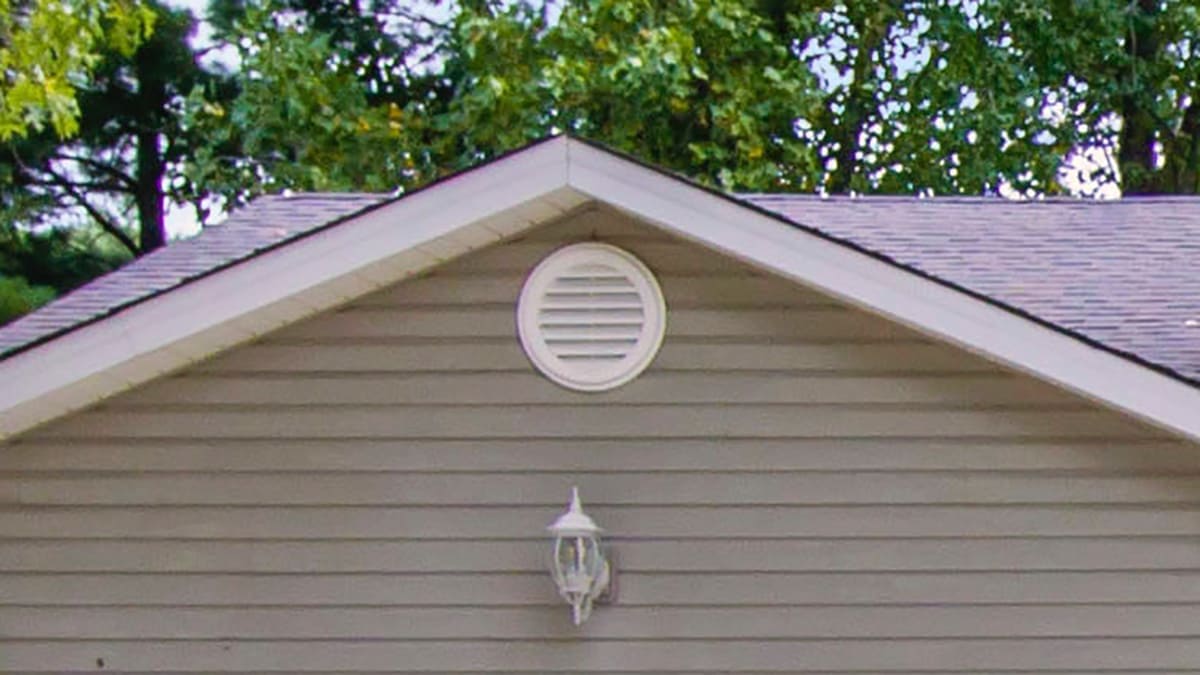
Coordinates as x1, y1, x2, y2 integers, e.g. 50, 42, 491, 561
563, 138, 1200, 443
569, 137, 1200, 391
3, 134, 1200, 444
0, 136, 581, 439
0, 134, 570, 364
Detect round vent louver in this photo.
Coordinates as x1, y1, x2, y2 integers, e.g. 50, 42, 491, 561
517, 243, 666, 392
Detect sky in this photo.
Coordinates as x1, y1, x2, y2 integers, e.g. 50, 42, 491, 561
162, 0, 222, 238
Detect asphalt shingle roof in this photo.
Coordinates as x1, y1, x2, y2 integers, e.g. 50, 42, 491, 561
743, 195, 1200, 385
0, 193, 388, 358
2, 190, 1199, 388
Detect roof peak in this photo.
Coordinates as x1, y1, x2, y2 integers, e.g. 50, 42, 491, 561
3, 134, 1200, 443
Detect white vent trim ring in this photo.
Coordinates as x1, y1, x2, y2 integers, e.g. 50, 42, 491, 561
517, 243, 667, 392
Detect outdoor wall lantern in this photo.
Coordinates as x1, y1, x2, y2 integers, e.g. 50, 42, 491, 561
548, 486, 613, 626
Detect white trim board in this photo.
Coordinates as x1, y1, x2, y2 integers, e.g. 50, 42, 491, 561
0, 138, 584, 438
565, 140, 1200, 442
3, 136, 1199, 443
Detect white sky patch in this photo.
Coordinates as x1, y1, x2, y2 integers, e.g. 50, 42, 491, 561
161, 0, 222, 238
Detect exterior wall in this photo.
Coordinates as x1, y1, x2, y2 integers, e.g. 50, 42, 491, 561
1, 206, 1198, 673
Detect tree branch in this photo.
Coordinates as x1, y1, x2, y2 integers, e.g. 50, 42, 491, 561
24, 178, 131, 193
40, 167, 141, 256
51, 153, 139, 191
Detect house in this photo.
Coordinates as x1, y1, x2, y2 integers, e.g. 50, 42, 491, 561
2, 135, 1200, 672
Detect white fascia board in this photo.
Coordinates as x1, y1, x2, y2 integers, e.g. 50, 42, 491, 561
564, 140, 1200, 443
6, 135, 1200, 444
0, 138, 581, 439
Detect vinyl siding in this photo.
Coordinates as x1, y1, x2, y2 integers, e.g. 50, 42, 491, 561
1, 206, 1198, 674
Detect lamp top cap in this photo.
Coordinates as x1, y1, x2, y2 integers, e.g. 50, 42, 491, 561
548, 486, 602, 537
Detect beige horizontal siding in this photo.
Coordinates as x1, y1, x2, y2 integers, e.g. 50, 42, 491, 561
399, 240, 761, 275
36, 406, 1150, 439
11, 640, 1200, 672
355, 274, 840, 308
0, 206, 1193, 674
18, 667, 1190, 672
8, 504, 1200, 537
116, 372, 1077, 406
7, 570, 1200, 605
270, 306, 921, 340
191, 339, 1006, 373
4, 438, 1196, 471
2, 471, 1199, 504
3, 537, 1198, 572
11, 604, 1200, 639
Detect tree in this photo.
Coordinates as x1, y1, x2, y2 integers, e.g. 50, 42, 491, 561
2, 1, 209, 258
429, 0, 821, 190
184, 0, 823, 205
0, 0, 155, 140
0, 0, 198, 324
184, 0, 1200, 202
765, 0, 1200, 196
1106, 0, 1200, 193
182, 2, 427, 213
431, 0, 1200, 196
208, 0, 446, 105
8, 0, 1200, 327
0, 224, 129, 324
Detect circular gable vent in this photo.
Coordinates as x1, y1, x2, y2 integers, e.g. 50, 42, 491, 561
517, 243, 666, 392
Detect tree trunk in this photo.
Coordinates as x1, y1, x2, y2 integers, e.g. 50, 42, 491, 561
1117, 0, 1163, 195
1174, 99, 1200, 193
826, 9, 888, 194
135, 130, 165, 253
134, 38, 168, 254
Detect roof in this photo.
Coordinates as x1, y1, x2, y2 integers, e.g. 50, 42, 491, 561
0, 192, 389, 358
2, 135, 1199, 443
6, 192, 1199, 386
744, 195, 1200, 385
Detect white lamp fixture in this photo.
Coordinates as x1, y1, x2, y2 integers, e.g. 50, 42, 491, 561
547, 486, 612, 625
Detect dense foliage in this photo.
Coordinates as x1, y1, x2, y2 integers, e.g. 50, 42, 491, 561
3, 0, 1200, 322
184, 0, 1200, 201
0, 0, 155, 139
